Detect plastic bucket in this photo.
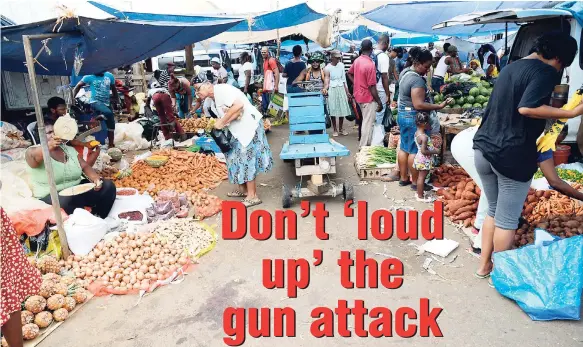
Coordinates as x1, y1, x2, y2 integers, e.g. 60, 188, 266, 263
553, 145, 571, 166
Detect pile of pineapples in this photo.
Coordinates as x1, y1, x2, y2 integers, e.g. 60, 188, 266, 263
1, 256, 90, 344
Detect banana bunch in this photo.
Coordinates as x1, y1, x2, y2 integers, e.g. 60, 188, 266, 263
536, 88, 583, 152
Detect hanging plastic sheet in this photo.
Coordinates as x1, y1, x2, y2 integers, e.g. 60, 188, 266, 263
492, 232, 583, 321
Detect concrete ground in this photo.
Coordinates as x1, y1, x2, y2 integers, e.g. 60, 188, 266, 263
41, 125, 583, 347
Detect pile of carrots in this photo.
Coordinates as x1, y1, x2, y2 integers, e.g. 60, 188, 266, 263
115, 150, 228, 196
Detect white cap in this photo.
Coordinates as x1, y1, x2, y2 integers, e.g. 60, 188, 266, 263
210, 57, 221, 64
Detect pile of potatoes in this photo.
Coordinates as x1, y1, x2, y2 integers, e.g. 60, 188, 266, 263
515, 215, 583, 247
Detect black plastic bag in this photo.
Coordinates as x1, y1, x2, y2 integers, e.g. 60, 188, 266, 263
325, 114, 332, 129
382, 106, 395, 132
209, 129, 233, 153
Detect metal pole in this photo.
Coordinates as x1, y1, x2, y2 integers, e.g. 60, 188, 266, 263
505, 23, 508, 54
23, 34, 71, 258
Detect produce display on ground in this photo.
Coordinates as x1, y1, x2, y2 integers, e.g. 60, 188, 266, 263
522, 190, 583, 225
64, 231, 193, 295
434, 165, 583, 244
183, 191, 223, 219
114, 150, 227, 195
356, 146, 397, 168
178, 117, 210, 133
150, 219, 216, 259
435, 80, 492, 111
516, 215, 583, 247
7, 256, 91, 344
146, 190, 190, 222
533, 168, 583, 184
96, 165, 119, 180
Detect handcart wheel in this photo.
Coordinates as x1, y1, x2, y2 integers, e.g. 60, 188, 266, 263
282, 185, 292, 208
343, 182, 354, 202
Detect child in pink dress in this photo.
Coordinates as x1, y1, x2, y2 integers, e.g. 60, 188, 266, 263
413, 112, 440, 202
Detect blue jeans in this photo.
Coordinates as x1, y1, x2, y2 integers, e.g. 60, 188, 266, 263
397, 105, 418, 154
175, 93, 189, 119
261, 92, 271, 113
91, 101, 115, 130
431, 76, 444, 92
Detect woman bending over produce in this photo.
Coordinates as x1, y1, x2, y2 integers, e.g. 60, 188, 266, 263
25, 124, 116, 218
472, 32, 583, 283
198, 83, 273, 207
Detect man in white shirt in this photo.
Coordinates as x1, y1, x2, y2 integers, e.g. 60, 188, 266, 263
428, 42, 439, 58
375, 34, 391, 123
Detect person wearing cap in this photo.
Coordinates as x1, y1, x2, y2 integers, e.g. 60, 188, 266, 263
431, 44, 469, 92
292, 51, 325, 91
323, 50, 352, 136
211, 57, 228, 84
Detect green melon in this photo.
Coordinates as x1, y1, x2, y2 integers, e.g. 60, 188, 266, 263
469, 87, 480, 97
482, 102, 488, 108
479, 87, 489, 96
452, 104, 462, 109
456, 96, 465, 105
434, 94, 442, 103
444, 105, 451, 109
465, 95, 475, 104
481, 81, 491, 88
476, 95, 486, 104
462, 103, 473, 109
473, 103, 483, 108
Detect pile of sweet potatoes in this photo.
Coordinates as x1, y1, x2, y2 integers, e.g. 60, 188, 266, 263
432, 165, 471, 189
437, 178, 481, 228
515, 215, 583, 247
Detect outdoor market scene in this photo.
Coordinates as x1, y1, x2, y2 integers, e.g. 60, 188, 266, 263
1, 0, 583, 346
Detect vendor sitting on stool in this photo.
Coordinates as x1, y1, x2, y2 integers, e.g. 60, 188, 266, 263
35, 97, 101, 167
25, 124, 116, 218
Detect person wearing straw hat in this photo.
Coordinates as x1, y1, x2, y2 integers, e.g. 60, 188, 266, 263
323, 50, 352, 136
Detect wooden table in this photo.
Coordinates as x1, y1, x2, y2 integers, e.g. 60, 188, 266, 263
440, 122, 474, 159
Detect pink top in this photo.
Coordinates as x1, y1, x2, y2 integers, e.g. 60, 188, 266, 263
348, 55, 376, 104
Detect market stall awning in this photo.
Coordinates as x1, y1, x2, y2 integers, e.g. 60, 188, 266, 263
0, 16, 240, 76
340, 25, 385, 42
391, 33, 440, 46
362, 1, 559, 37
433, 8, 573, 29
89, 1, 333, 48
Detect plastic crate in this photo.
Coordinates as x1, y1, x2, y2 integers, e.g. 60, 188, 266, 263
354, 161, 397, 180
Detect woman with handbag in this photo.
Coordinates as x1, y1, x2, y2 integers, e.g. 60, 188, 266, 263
198, 83, 273, 207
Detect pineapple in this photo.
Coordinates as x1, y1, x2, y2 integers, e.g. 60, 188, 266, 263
39, 281, 56, 299
34, 311, 53, 328
42, 273, 61, 282
21, 310, 34, 325
63, 297, 76, 312
24, 296, 46, 314
46, 294, 65, 310
72, 289, 88, 304
53, 308, 68, 322
60, 276, 76, 286
53, 282, 68, 296
22, 323, 40, 340
37, 256, 61, 274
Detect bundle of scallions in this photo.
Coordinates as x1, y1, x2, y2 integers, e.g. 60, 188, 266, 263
356, 146, 397, 168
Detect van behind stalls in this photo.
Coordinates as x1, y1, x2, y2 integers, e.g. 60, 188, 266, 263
435, 7, 583, 148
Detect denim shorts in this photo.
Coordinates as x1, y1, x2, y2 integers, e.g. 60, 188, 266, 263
397, 106, 418, 154
91, 102, 115, 130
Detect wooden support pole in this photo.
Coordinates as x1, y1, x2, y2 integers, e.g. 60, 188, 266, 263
23, 34, 71, 258
185, 44, 194, 76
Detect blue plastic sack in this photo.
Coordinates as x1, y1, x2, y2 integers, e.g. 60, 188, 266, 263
492, 234, 583, 321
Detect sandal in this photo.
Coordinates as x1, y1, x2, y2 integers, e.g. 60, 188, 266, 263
415, 195, 435, 203
411, 184, 432, 192
227, 190, 247, 197
380, 174, 400, 182
242, 197, 262, 207
488, 278, 495, 288
398, 180, 412, 186
474, 271, 491, 279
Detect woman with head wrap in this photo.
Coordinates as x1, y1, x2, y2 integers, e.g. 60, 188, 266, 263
469, 59, 485, 76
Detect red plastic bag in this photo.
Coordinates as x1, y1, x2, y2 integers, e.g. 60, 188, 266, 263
8, 207, 68, 237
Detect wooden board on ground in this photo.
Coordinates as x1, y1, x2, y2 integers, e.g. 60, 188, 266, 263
24, 292, 94, 347
354, 161, 397, 181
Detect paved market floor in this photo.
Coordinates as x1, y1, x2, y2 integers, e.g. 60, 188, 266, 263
41, 124, 583, 347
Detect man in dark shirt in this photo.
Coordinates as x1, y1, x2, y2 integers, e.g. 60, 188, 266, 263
283, 45, 306, 86
472, 32, 582, 280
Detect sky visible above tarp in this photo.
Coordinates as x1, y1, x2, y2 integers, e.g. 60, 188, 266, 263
363, 1, 559, 37
1, 16, 240, 76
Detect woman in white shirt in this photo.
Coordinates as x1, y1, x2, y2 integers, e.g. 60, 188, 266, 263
238, 52, 255, 99
198, 82, 273, 207
323, 51, 352, 136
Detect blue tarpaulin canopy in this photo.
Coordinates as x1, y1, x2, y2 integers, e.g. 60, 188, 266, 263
340, 26, 384, 42
0, 16, 240, 76
89, 1, 332, 47
363, 1, 558, 37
